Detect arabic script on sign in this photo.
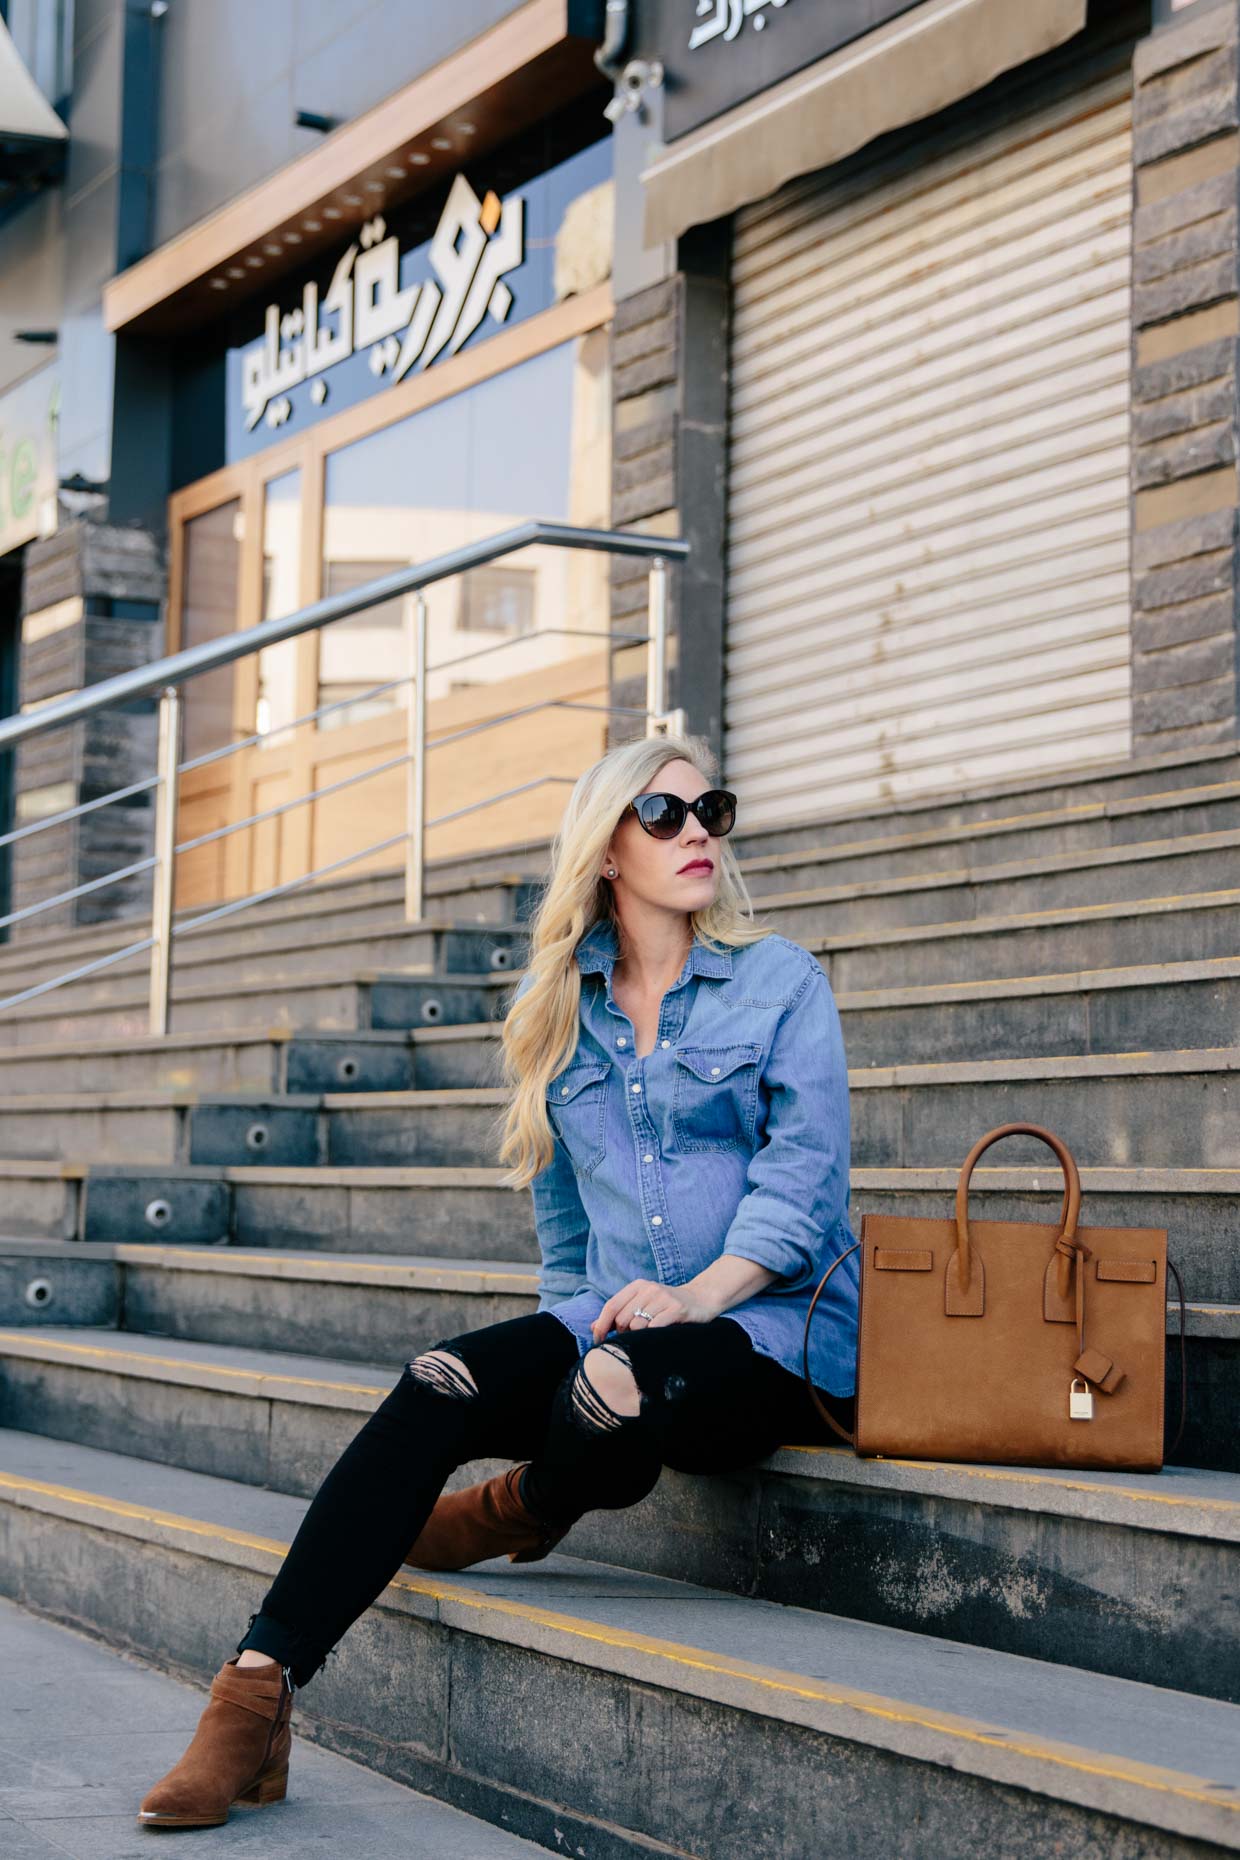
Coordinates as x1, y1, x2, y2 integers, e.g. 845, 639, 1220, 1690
241, 174, 525, 432
690, 0, 789, 49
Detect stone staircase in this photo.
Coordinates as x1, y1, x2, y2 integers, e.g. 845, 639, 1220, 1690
0, 738, 1237, 1857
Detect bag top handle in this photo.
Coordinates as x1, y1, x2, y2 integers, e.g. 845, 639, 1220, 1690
955, 1122, 1081, 1292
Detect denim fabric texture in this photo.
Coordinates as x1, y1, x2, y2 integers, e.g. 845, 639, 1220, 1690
516, 918, 861, 1397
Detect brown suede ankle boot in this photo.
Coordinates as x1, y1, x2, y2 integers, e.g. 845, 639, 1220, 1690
403, 1461, 573, 1570
137, 1653, 294, 1829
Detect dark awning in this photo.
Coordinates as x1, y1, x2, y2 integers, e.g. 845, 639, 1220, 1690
641, 0, 1088, 247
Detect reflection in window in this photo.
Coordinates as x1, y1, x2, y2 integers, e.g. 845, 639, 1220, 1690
457, 564, 536, 634
256, 468, 302, 748
180, 499, 242, 763
318, 558, 408, 729
318, 330, 610, 732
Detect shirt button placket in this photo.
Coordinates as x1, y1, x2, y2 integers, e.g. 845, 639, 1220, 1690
628, 1061, 678, 1282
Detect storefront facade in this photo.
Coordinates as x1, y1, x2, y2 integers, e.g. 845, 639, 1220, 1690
100, 2, 616, 909
613, 0, 1240, 830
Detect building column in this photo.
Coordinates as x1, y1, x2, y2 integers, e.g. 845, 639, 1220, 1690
1130, 0, 1240, 752
13, 518, 165, 940
606, 225, 730, 763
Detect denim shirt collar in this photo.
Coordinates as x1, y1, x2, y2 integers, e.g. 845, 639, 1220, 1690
573, 916, 733, 983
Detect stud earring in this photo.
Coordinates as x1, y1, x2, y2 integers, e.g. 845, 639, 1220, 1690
606, 868, 617, 878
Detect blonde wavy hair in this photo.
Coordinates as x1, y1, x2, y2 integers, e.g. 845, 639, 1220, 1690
491, 729, 776, 1190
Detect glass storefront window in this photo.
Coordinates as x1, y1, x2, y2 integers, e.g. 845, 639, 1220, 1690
256, 467, 302, 748
318, 327, 610, 731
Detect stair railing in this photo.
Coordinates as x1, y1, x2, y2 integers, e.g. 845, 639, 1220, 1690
0, 520, 689, 1033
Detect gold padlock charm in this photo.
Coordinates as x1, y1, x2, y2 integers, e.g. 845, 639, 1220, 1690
1069, 1376, 1094, 1420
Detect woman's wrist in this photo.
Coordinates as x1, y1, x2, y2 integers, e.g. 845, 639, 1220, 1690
684, 1253, 778, 1317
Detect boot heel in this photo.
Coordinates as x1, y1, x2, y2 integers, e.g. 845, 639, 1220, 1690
236, 1764, 288, 1806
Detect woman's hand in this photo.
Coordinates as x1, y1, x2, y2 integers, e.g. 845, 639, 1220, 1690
590, 1278, 720, 1342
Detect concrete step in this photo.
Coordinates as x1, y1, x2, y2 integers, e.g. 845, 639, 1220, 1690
0, 1591, 549, 1856
3, 1301, 1228, 1700
283, 1049, 1240, 1173
835, 954, 1240, 1065
0, 1240, 1228, 1471
0, 953, 1232, 1098
0, 1154, 1232, 1291
0, 1158, 541, 1256
0, 1023, 512, 1098
1, 1246, 540, 1356
0, 918, 528, 1021
0, 865, 536, 989
742, 774, 1240, 891
0, 968, 515, 1048
1, 1429, 1237, 1856
764, 828, 1240, 941
730, 739, 1240, 859
813, 888, 1240, 990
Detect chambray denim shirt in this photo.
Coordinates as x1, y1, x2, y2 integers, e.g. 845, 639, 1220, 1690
514, 918, 860, 1397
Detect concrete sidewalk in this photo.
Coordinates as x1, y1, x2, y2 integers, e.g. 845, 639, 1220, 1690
0, 1594, 545, 1858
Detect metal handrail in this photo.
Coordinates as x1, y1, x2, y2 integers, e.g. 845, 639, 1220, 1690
0, 523, 685, 753
0, 521, 688, 1032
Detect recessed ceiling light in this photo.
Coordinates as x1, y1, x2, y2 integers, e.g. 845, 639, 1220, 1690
322, 206, 343, 219
430, 136, 451, 150
244, 255, 264, 268
458, 122, 476, 135
226, 266, 246, 278
303, 218, 322, 231
342, 193, 363, 205
408, 152, 430, 165
263, 243, 283, 255
209, 278, 229, 290
385, 166, 406, 178
283, 230, 303, 243
364, 180, 384, 192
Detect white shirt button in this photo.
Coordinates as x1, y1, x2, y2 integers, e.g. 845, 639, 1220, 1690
651, 1215, 662, 1225
631, 1082, 641, 1094
660, 1039, 670, 1048
617, 1037, 626, 1046
643, 1154, 653, 1163
710, 1066, 720, 1075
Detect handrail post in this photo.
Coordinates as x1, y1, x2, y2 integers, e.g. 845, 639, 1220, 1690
148, 686, 182, 1036
645, 555, 685, 738
404, 591, 428, 923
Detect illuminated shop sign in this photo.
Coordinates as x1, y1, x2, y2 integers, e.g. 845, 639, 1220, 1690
219, 132, 612, 466
689, 0, 794, 50
240, 174, 524, 434
648, 0, 922, 139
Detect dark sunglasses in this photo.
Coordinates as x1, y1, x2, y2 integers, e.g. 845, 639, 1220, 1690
622, 788, 737, 839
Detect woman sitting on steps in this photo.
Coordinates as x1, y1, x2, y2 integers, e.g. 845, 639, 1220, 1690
137, 728, 861, 1830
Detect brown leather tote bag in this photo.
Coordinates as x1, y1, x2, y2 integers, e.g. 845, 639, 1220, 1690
802, 1122, 1187, 1472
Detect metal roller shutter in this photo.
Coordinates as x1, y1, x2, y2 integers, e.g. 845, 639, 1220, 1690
725, 55, 1135, 823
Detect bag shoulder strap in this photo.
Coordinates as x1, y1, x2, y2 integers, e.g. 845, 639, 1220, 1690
801, 1241, 860, 1446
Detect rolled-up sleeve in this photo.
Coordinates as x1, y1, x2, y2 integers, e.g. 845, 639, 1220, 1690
511, 969, 591, 1309
721, 961, 851, 1288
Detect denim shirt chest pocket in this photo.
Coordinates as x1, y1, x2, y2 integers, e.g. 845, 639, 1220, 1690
671, 1040, 764, 1152
547, 1056, 612, 1176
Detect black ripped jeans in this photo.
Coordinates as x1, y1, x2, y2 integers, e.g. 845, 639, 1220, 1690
235, 1310, 856, 1688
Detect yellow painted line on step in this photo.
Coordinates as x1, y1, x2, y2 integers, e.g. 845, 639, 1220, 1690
0, 1470, 1233, 1820
789, 1447, 1240, 1515
0, 1472, 292, 1558
0, 1332, 387, 1398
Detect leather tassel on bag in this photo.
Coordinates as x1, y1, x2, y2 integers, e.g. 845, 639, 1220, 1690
802, 1122, 1187, 1471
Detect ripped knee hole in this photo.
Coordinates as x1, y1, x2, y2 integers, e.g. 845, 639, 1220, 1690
570, 1343, 641, 1433
406, 1348, 478, 1400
